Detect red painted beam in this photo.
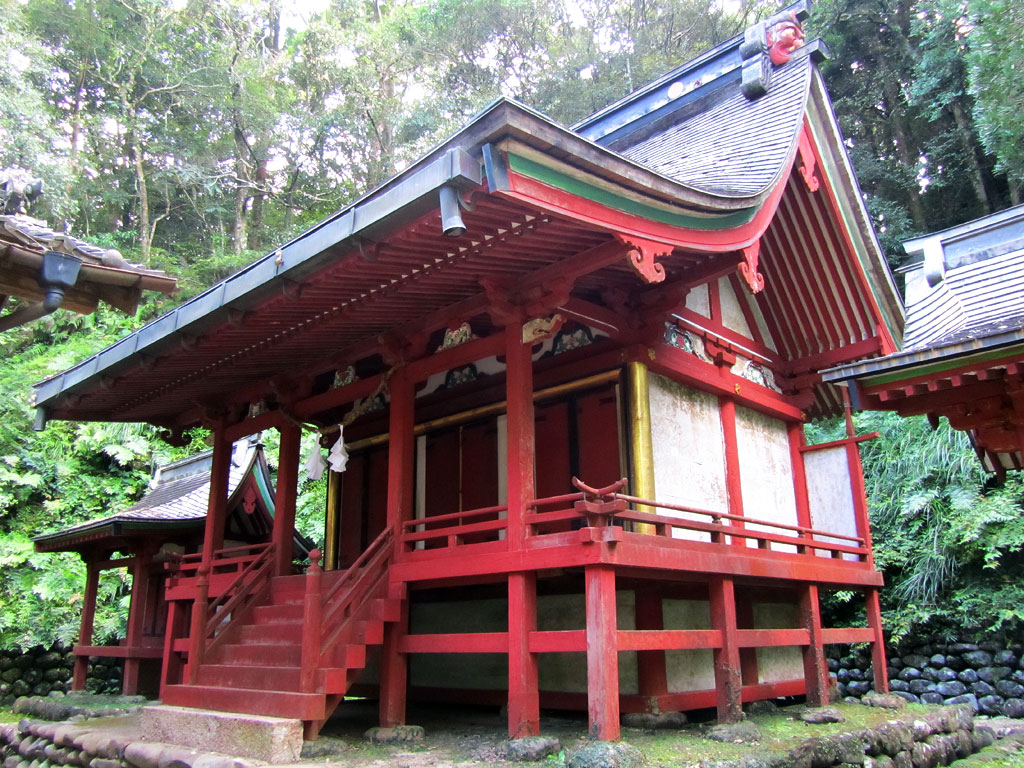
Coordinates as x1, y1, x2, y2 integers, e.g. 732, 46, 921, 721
821, 627, 874, 644
617, 629, 723, 651
735, 628, 810, 647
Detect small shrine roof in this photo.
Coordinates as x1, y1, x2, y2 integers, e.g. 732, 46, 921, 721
0, 212, 177, 318
33, 442, 257, 552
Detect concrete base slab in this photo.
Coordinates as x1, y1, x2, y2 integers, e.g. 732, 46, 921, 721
140, 706, 303, 763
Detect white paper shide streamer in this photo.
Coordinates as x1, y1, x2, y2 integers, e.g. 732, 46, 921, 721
327, 424, 349, 473
305, 439, 327, 481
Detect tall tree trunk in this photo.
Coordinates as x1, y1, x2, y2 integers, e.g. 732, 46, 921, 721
949, 99, 993, 213
882, 79, 928, 231
132, 135, 152, 262
248, 156, 267, 251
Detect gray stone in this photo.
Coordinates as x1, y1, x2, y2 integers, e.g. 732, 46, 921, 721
620, 711, 687, 730
863, 693, 907, 710
962, 651, 994, 669
935, 668, 958, 683
800, 707, 845, 724
505, 736, 561, 761
958, 667, 983, 684
978, 695, 1005, 716
937, 681, 968, 697
909, 741, 936, 768
922, 668, 941, 683
156, 746, 200, 768
298, 737, 349, 760
705, 721, 762, 744
363, 726, 425, 744
972, 681, 997, 697
970, 726, 995, 751
920, 693, 944, 705
898, 668, 922, 682
902, 655, 929, 670
996, 680, 1024, 698
90, 762, 124, 768
978, 641, 1003, 653
1003, 698, 1024, 718
948, 643, 980, 654
909, 680, 935, 695
848, 681, 872, 696
893, 692, 920, 704
566, 742, 644, 768
890, 680, 910, 693
943, 694, 979, 713
994, 650, 1018, 667
123, 743, 163, 768
977, 666, 1012, 684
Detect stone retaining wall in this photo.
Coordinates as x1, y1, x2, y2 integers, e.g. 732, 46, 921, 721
831, 639, 1024, 716
0, 646, 123, 706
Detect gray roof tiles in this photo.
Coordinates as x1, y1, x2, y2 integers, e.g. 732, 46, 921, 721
620, 58, 812, 197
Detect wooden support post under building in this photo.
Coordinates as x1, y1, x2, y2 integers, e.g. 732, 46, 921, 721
380, 369, 414, 728
72, 559, 100, 691
735, 593, 759, 687
122, 545, 156, 695
866, 588, 889, 693
273, 419, 302, 576
586, 564, 620, 741
635, 588, 668, 710
719, 398, 744, 546
798, 584, 829, 705
709, 575, 742, 723
505, 322, 540, 737
201, 428, 233, 559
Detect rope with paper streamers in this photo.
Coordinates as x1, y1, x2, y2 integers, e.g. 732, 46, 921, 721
282, 364, 400, 481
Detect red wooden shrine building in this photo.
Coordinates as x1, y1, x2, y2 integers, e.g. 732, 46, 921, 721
31, 3, 903, 741
33, 439, 311, 697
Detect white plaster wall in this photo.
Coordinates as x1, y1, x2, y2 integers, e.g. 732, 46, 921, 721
685, 284, 710, 316
753, 603, 804, 683
718, 277, 753, 337
735, 407, 798, 552
804, 446, 860, 560
663, 598, 716, 691
649, 375, 728, 542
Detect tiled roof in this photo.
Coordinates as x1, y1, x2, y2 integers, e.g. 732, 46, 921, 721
32, 449, 249, 548
903, 249, 1024, 350
0, 213, 176, 316
619, 57, 812, 198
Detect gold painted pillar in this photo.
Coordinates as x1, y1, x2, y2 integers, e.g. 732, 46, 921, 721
627, 361, 656, 531
324, 470, 341, 571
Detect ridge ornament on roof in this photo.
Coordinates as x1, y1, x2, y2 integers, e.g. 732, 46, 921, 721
740, 8, 809, 100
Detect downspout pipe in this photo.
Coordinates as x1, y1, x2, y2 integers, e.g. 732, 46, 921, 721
0, 250, 82, 333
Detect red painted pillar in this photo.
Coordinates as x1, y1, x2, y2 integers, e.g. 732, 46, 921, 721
841, 389, 875, 566
709, 576, 742, 722
798, 584, 829, 705
273, 419, 302, 576
718, 398, 744, 545
866, 588, 889, 693
586, 564, 620, 740
201, 427, 233, 562
635, 588, 668, 711
380, 369, 414, 728
122, 548, 154, 695
505, 322, 540, 737
735, 594, 759, 687
72, 559, 100, 691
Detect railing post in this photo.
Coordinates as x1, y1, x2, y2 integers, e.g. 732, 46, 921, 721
187, 564, 210, 684
300, 549, 323, 691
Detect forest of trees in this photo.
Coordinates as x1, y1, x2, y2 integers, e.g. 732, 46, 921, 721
1, 0, 1023, 649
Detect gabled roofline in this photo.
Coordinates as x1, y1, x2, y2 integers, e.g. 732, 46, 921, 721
32, 99, 805, 423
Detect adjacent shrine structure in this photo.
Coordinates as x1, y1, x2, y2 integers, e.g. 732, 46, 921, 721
31, 3, 903, 741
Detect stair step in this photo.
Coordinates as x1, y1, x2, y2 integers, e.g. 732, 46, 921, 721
317, 667, 360, 693
215, 643, 302, 667
268, 575, 306, 602
237, 622, 301, 645
198, 664, 301, 691
373, 597, 402, 623
323, 643, 366, 671
252, 602, 304, 623
357, 619, 384, 646
162, 684, 326, 720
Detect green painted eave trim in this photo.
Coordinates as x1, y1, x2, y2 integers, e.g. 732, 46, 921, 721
506, 152, 759, 231
859, 342, 1024, 388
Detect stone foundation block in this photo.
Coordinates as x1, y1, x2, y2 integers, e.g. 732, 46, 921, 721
139, 707, 300, 764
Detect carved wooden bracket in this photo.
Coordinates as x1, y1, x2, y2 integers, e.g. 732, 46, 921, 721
615, 234, 669, 284
738, 240, 765, 294
523, 276, 573, 318
797, 130, 820, 193
480, 277, 524, 327
378, 330, 427, 366
523, 313, 565, 344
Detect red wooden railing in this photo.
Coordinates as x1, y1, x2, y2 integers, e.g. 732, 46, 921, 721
164, 542, 275, 682
297, 526, 395, 690
526, 487, 867, 560
398, 505, 508, 551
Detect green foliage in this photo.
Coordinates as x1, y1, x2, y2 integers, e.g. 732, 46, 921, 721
811, 412, 1024, 641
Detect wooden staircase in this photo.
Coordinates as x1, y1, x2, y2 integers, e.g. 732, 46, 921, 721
162, 529, 400, 738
